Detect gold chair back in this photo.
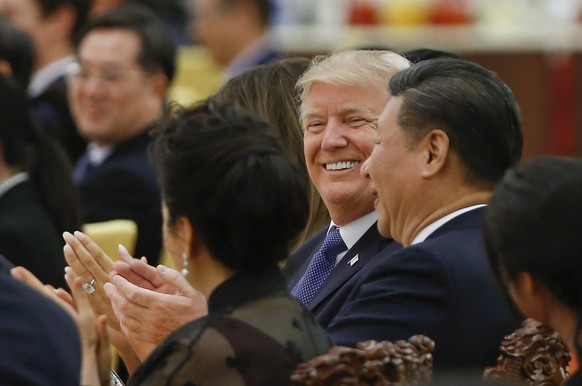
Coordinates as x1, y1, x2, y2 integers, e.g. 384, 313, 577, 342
82, 219, 138, 260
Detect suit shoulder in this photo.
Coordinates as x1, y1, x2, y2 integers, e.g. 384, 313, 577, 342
0, 273, 81, 385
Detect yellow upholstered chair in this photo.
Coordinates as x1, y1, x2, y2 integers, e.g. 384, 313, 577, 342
82, 219, 138, 260
168, 45, 222, 107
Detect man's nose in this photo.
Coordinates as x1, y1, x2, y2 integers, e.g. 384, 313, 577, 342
321, 120, 348, 150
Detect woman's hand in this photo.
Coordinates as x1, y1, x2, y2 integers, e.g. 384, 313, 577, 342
63, 231, 141, 369
105, 263, 208, 360
62, 231, 119, 330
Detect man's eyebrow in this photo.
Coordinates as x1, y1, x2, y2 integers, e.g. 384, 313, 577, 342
301, 110, 325, 121
337, 104, 376, 117
301, 104, 377, 122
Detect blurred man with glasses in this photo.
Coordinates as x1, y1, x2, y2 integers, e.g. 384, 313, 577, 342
70, 3, 176, 268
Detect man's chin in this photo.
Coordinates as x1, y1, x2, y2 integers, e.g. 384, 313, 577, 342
79, 128, 114, 145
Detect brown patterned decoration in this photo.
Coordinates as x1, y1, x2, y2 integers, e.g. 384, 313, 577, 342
483, 318, 571, 386
290, 335, 434, 386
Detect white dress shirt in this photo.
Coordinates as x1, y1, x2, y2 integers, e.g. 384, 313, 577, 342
28, 56, 75, 98
330, 211, 378, 265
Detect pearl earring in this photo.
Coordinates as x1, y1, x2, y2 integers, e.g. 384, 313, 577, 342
181, 252, 189, 276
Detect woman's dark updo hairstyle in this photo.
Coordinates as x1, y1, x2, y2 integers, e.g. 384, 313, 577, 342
151, 100, 309, 272
485, 156, 582, 349
0, 74, 81, 231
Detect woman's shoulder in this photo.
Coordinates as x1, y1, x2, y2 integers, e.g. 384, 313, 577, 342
175, 312, 328, 386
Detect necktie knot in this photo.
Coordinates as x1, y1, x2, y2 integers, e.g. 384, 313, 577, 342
320, 226, 347, 259
291, 226, 347, 305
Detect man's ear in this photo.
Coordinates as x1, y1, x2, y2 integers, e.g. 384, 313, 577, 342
419, 129, 449, 178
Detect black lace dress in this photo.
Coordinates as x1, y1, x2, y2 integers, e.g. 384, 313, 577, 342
128, 267, 330, 386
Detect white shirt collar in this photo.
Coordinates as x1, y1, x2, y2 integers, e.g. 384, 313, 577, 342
87, 143, 114, 166
411, 204, 486, 245
28, 56, 75, 98
331, 211, 378, 250
0, 172, 29, 199
222, 33, 272, 82
330, 211, 378, 265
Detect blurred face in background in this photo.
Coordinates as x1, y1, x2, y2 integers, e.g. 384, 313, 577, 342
68, 28, 163, 146
0, 0, 40, 31
190, 0, 244, 66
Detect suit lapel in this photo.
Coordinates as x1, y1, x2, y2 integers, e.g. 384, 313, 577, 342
308, 223, 391, 310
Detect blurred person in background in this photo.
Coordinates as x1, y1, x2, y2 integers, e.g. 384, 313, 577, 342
485, 156, 582, 386
0, 73, 81, 289
0, 0, 91, 164
90, 0, 190, 44
189, 0, 283, 82
70, 3, 176, 267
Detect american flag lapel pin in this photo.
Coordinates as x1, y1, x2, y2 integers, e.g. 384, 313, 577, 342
348, 254, 359, 266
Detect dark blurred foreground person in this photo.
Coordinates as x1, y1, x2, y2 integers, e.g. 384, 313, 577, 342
0, 255, 81, 386
485, 156, 582, 386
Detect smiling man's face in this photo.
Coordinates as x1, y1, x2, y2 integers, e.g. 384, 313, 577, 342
361, 96, 423, 240
302, 81, 388, 225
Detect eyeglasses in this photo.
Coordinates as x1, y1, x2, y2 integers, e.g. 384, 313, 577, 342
65, 62, 150, 86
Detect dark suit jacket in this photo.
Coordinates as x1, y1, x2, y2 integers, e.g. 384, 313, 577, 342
30, 75, 87, 164
75, 130, 162, 264
566, 370, 582, 386
0, 180, 67, 288
284, 222, 401, 329
225, 47, 285, 80
326, 208, 517, 372
0, 255, 81, 386
254, 49, 284, 66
